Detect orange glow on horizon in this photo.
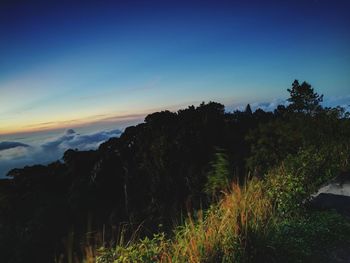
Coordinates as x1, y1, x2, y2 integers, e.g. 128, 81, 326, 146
0, 102, 197, 136
0, 112, 147, 136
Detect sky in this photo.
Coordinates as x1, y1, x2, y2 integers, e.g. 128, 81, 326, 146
0, 0, 349, 176
1, 0, 350, 134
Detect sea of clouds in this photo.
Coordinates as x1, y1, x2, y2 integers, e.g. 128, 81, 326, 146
0, 129, 122, 178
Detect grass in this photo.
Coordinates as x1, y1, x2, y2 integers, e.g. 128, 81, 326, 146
82, 176, 350, 263
88, 178, 276, 263
169, 178, 274, 263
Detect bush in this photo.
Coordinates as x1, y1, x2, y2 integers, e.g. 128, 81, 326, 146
265, 164, 306, 216
272, 211, 350, 263
266, 143, 350, 215
96, 233, 169, 263
204, 151, 232, 196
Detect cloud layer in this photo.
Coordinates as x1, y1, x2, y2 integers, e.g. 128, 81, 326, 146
230, 95, 350, 113
0, 141, 29, 151
0, 129, 122, 178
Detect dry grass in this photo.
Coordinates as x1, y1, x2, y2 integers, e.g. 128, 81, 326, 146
90, 177, 275, 263
167, 178, 274, 263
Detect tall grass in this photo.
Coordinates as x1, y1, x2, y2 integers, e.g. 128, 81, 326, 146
92, 178, 276, 263
169, 178, 274, 263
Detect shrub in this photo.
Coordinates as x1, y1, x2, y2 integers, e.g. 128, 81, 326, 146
272, 211, 350, 263
266, 143, 350, 215
204, 151, 232, 196
96, 233, 169, 263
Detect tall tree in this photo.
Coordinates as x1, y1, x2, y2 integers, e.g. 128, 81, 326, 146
244, 104, 253, 115
287, 80, 323, 114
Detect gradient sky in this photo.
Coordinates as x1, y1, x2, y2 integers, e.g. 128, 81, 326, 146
1, 0, 350, 135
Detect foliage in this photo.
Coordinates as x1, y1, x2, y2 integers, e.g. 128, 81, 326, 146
266, 142, 350, 215
265, 164, 305, 216
272, 211, 350, 263
95, 181, 350, 263
246, 118, 301, 173
96, 233, 169, 263
287, 79, 323, 114
247, 80, 350, 174
96, 178, 276, 263
204, 150, 232, 196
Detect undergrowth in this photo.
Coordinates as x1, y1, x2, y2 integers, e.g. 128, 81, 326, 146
87, 177, 350, 263
90, 178, 275, 263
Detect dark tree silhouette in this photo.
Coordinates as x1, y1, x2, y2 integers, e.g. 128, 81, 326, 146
245, 104, 253, 115
287, 80, 323, 114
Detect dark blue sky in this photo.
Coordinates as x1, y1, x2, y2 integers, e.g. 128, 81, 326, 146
1, 0, 349, 134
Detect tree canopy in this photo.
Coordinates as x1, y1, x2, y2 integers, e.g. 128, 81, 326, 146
287, 80, 324, 114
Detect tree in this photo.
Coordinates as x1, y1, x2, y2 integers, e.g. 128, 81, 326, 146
287, 80, 323, 114
244, 104, 253, 115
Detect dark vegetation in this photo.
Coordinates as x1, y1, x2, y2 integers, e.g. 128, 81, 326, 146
0, 80, 349, 262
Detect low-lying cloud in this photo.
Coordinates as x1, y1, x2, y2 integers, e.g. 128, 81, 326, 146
0, 129, 122, 178
230, 95, 350, 113
0, 141, 29, 151
323, 94, 350, 112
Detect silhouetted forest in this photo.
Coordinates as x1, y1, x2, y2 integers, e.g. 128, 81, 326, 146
0, 80, 349, 262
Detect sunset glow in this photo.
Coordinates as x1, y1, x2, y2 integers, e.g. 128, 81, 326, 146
1, 1, 349, 135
